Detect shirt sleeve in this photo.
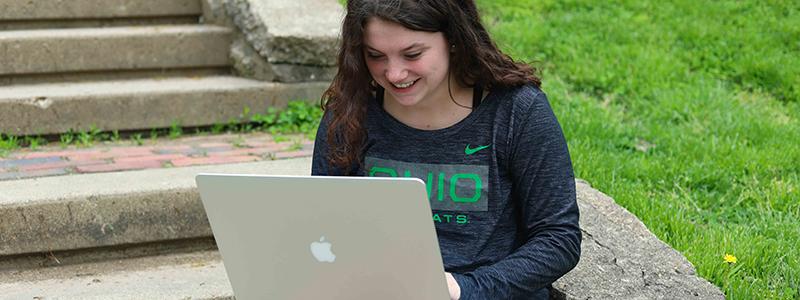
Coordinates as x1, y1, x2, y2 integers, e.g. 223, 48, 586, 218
452, 89, 582, 299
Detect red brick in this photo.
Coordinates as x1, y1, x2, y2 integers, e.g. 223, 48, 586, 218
67, 147, 155, 161
113, 154, 187, 164
274, 150, 313, 159
171, 155, 260, 167
76, 160, 164, 173
103, 146, 157, 156
17, 150, 98, 159
152, 145, 194, 154
206, 147, 278, 158
18, 159, 108, 172
243, 141, 284, 148
198, 142, 233, 148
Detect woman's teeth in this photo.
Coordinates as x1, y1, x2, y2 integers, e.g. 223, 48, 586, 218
393, 80, 415, 89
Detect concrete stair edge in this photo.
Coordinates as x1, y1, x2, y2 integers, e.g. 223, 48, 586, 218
0, 25, 232, 76
0, 249, 233, 300
0, 157, 313, 257
0, 0, 202, 20
0, 78, 330, 136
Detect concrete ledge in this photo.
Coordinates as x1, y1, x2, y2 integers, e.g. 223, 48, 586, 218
0, 25, 231, 76
225, 0, 342, 66
0, 250, 233, 300
229, 36, 338, 82
0, 158, 312, 256
0, 77, 329, 135
553, 180, 724, 299
0, 0, 201, 20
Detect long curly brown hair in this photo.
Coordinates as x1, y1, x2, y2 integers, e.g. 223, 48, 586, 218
322, 0, 540, 173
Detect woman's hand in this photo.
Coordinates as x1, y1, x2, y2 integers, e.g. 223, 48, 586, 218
445, 272, 461, 300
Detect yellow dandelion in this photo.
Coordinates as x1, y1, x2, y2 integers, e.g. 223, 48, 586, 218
724, 253, 737, 264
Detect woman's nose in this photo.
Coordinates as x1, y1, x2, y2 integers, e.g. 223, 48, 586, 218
385, 60, 408, 82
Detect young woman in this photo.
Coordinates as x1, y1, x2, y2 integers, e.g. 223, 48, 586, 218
312, 0, 581, 299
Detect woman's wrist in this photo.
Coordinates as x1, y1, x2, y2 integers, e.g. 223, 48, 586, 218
445, 272, 461, 300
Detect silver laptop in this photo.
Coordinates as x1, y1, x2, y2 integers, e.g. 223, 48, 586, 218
196, 174, 450, 300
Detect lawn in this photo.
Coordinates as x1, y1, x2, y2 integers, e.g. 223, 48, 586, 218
476, 0, 799, 298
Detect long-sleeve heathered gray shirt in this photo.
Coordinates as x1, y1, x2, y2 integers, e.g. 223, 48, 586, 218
312, 85, 581, 299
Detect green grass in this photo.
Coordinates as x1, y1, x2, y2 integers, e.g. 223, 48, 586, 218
478, 0, 799, 298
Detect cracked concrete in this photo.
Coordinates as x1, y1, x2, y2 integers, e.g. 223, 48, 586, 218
551, 180, 724, 299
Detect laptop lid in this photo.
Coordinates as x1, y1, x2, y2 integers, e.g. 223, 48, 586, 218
196, 174, 450, 300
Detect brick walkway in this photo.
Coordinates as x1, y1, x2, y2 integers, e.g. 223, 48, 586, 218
0, 133, 313, 181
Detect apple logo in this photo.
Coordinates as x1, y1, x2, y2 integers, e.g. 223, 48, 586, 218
310, 236, 336, 263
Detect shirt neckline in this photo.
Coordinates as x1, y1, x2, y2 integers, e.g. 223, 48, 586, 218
371, 86, 497, 138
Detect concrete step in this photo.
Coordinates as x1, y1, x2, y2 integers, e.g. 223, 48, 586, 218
0, 16, 201, 31
0, 66, 231, 87
0, 25, 232, 76
0, 0, 202, 21
0, 76, 329, 136
0, 248, 233, 299
0, 157, 312, 257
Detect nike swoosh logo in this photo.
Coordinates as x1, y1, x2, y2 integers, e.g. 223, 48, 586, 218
465, 144, 490, 155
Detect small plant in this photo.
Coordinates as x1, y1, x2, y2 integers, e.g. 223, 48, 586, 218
273, 134, 289, 143
23, 136, 46, 150
110, 130, 121, 142
240, 106, 251, 121
251, 101, 323, 137
210, 123, 225, 134
225, 118, 239, 133
76, 126, 102, 147
59, 130, 76, 148
169, 120, 183, 140
251, 109, 278, 126
0, 133, 20, 156
131, 133, 144, 146
149, 128, 159, 141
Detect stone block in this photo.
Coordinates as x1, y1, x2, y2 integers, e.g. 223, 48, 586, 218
0, 0, 201, 20
0, 77, 329, 136
224, 0, 343, 66
0, 25, 232, 76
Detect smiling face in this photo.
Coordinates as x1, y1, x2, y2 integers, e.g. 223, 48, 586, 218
362, 17, 452, 109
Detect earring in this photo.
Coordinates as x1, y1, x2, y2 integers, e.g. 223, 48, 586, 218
450, 44, 456, 53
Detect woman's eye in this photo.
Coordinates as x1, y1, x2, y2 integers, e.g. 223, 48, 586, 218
366, 52, 384, 59
405, 52, 421, 59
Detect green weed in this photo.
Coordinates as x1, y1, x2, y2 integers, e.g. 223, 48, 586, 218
169, 120, 183, 139
0, 133, 20, 157
59, 130, 76, 148
76, 125, 102, 147
131, 133, 144, 146
110, 130, 121, 142
23, 136, 46, 150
